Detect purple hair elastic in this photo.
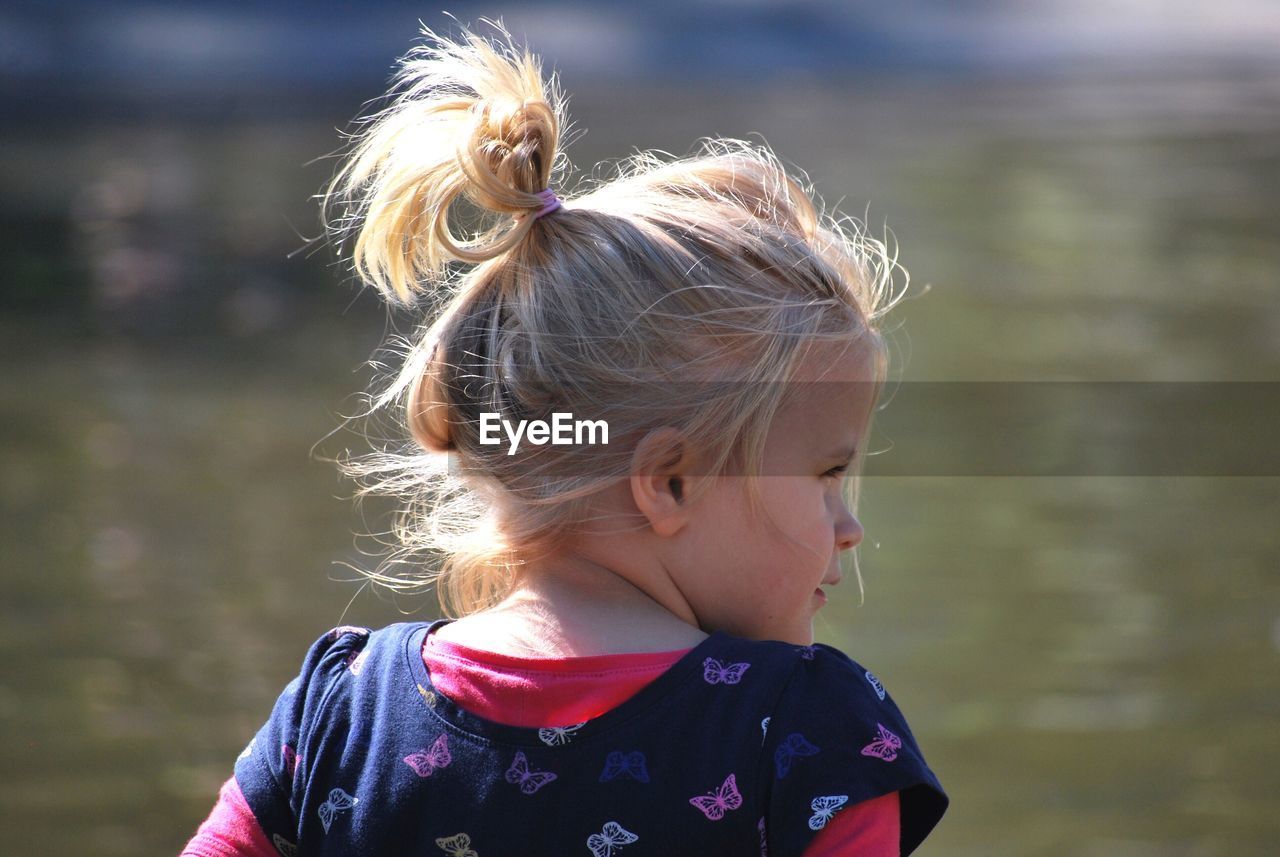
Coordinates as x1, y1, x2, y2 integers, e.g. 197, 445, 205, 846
532, 187, 562, 220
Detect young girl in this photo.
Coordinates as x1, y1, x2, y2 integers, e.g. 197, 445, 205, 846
183, 20, 947, 857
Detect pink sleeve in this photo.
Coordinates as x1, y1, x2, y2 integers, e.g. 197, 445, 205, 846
800, 791, 899, 857
179, 777, 278, 857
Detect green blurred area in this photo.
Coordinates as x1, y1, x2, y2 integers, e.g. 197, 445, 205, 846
1, 73, 1278, 856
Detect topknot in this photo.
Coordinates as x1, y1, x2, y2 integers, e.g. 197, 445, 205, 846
323, 18, 571, 304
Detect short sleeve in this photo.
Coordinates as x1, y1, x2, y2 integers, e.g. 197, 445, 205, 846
232, 625, 371, 853
758, 645, 948, 857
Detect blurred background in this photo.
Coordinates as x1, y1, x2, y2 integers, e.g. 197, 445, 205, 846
2, 1, 1278, 854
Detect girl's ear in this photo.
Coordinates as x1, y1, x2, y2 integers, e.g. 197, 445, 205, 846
629, 427, 700, 538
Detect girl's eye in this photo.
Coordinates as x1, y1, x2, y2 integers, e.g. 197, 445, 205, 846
823, 465, 848, 480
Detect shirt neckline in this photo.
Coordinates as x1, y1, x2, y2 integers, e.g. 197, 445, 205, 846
424, 631, 694, 674
403, 618, 730, 747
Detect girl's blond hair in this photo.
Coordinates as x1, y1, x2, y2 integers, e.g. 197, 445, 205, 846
325, 19, 906, 617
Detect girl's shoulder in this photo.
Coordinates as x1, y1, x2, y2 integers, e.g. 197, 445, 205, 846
271, 622, 415, 695
285, 621, 431, 712
234, 621, 424, 773
760, 639, 890, 703
709, 634, 889, 705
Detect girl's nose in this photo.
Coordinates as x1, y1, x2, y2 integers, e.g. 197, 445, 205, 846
835, 506, 864, 552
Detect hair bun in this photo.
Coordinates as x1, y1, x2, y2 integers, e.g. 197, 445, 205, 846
471, 96, 558, 192
324, 19, 570, 305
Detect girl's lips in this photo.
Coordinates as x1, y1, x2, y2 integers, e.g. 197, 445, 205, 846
813, 587, 827, 605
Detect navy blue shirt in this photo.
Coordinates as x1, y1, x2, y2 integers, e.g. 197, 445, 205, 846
235, 620, 948, 856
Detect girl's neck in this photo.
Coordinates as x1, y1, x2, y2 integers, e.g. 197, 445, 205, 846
433, 557, 709, 658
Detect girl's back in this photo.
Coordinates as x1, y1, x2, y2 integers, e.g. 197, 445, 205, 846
233, 621, 943, 855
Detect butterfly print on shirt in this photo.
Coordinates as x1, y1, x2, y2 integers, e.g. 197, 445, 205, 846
403, 733, 452, 777
504, 751, 558, 794
702, 657, 750, 685
689, 773, 744, 820
346, 647, 370, 675
807, 795, 850, 831
860, 723, 903, 762
435, 832, 479, 857
537, 721, 586, 746
599, 750, 650, 783
773, 732, 819, 778
271, 833, 298, 857
317, 787, 358, 833
586, 821, 638, 857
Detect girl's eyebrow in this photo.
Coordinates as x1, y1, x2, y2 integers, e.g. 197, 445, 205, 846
823, 444, 859, 462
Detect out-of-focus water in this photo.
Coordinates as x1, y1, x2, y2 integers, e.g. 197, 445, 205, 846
1, 73, 1278, 855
